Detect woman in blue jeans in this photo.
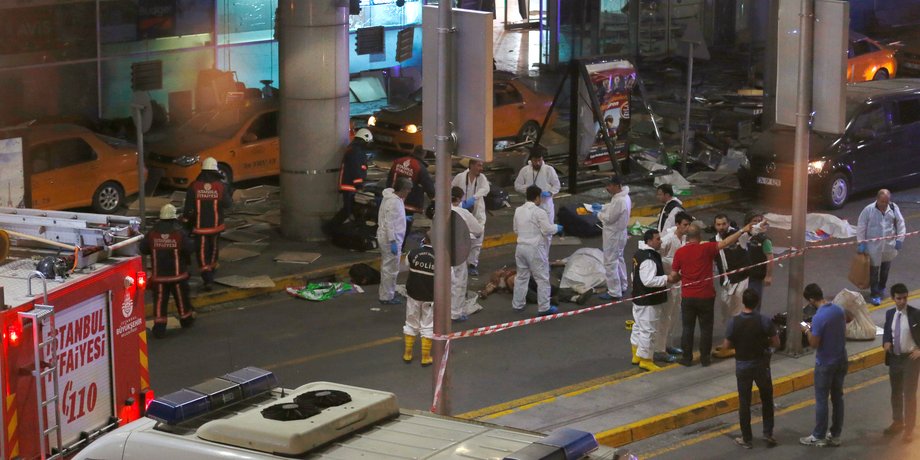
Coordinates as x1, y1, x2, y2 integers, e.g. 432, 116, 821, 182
799, 283, 849, 447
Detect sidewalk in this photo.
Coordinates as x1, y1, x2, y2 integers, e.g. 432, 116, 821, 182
474, 297, 902, 448
144, 181, 740, 317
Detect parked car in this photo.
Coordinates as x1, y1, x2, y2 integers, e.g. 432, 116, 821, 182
848, 31, 897, 82
367, 74, 556, 156
894, 34, 920, 77
145, 99, 279, 187
13, 123, 141, 213
739, 79, 920, 209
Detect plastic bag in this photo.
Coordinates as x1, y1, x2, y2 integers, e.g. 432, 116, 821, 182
286, 282, 355, 302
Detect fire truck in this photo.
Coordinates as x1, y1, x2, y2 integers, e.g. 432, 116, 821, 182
0, 207, 152, 459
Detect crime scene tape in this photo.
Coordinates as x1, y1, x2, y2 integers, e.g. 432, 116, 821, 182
429, 228, 919, 411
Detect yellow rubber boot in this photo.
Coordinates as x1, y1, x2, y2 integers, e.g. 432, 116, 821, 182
631, 345, 640, 365
639, 357, 662, 371
420, 337, 433, 366
403, 335, 416, 363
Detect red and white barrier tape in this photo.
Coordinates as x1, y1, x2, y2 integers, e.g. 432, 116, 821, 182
429, 229, 916, 410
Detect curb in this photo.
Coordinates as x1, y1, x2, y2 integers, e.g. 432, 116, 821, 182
593, 347, 886, 448
147, 188, 741, 316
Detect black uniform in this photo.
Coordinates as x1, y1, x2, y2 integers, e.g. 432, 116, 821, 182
406, 244, 435, 302
711, 229, 751, 285
632, 248, 668, 306
140, 218, 196, 336
330, 138, 371, 228
184, 170, 232, 287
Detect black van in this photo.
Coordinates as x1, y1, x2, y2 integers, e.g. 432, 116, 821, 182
738, 79, 920, 209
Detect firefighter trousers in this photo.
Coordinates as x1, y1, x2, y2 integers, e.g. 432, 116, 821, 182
195, 233, 220, 284
152, 280, 194, 323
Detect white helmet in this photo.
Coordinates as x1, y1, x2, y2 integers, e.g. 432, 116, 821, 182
159, 204, 178, 220
355, 128, 373, 143
202, 157, 218, 171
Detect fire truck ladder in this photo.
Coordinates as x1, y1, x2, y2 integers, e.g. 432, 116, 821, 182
19, 271, 64, 460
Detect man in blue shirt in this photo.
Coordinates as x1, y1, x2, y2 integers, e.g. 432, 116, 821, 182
799, 283, 848, 447
722, 288, 780, 449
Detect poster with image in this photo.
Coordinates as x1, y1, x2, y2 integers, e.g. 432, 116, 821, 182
578, 60, 636, 166
0, 137, 25, 208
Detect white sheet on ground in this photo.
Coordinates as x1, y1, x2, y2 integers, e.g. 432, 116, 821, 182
764, 212, 857, 240
559, 247, 606, 293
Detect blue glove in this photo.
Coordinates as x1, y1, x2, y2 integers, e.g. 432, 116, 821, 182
857, 242, 867, 254
556, 224, 564, 235
896, 240, 903, 251
462, 197, 476, 209
390, 241, 399, 255
541, 191, 552, 198
591, 203, 603, 212
405, 214, 413, 222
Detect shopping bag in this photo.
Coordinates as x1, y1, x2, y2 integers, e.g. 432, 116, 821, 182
847, 253, 870, 290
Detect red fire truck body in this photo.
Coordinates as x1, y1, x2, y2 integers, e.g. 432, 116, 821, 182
1, 253, 151, 459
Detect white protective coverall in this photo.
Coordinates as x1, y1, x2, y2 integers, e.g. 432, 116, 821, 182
512, 202, 559, 312
856, 201, 906, 266
656, 226, 685, 353
631, 241, 669, 360
559, 248, 606, 294
452, 169, 491, 268
514, 163, 561, 224
450, 205, 485, 319
376, 188, 406, 301
598, 186, 631, 298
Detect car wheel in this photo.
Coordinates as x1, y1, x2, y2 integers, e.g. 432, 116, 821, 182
824, 172, 849, 209
92, 181, 125, 214
873, 68, 889, 80
218, 163, 234, 184
517, 121, 541, 143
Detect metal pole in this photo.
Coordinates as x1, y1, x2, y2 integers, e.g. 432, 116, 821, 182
568, 61, 579, 194
681, 43, 693, 177
431, 0, 454, 416
96, 0, 103, 120
132, 106, 146, 229
784, 0, 814, 356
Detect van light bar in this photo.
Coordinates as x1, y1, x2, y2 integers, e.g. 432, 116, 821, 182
147, 367, 277, 425
503, 428, 599, 460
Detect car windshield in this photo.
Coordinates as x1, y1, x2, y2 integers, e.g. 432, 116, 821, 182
179, 110, 244, 139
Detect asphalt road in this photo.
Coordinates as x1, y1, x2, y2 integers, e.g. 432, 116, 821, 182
148, 184, 920, 416
628, 364, 918, 459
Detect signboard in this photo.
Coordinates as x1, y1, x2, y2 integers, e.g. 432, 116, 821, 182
138, 0, 177, 39
44, 294, 113, 447
0, 137, 25, 207
578, 60, 636, 166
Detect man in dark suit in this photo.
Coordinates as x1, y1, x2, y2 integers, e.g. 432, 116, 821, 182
883, 283, 920, 442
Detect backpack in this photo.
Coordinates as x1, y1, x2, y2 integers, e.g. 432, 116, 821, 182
557, 205, 602, 238
330, 223, 379, 252
484, 188, 511, 211
348, 263, 381, 285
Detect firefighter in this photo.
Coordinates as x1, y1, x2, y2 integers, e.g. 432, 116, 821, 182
183, 157, 232, 291
327, 128, 372, 231
386, 146, 435, 241
141, 204, 196, 338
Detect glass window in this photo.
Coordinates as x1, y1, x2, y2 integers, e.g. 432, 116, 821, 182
850, 39, 880, 57
33, 138, 97, 171
494, 84, 523, 106
849, 104, 888, 136
896, 98, 920, 126
246, 111, 278, 140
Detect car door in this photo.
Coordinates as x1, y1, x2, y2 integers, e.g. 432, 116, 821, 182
889, 96, 920, 182
30, 137, 99, 209
493, 82, 525, 139
848, 39, 881, 82
843, 102, 892, 189
237, 110, 279, 179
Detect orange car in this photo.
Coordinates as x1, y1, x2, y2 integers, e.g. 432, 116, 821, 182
145, 100, 279, 187
367, 75, 555, 156
848, 31, 897, 82
20, 124, 141, 213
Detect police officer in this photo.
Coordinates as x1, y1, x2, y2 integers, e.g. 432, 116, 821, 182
403, 232, 435, 366
183, 157, 232, 291
328, 128, 372, 231
630, 229, 670, 371
140, 204, 196, 338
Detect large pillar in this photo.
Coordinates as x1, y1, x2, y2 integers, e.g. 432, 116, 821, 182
279, 0, 350, 241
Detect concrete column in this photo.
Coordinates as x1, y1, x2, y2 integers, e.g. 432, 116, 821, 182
279, 0, 350, 241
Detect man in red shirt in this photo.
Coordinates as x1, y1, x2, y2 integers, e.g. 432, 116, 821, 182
669, 221, 752, 367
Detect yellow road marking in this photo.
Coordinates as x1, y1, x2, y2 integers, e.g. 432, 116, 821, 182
641, 373, 889, 459
262, 336, 402, 370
